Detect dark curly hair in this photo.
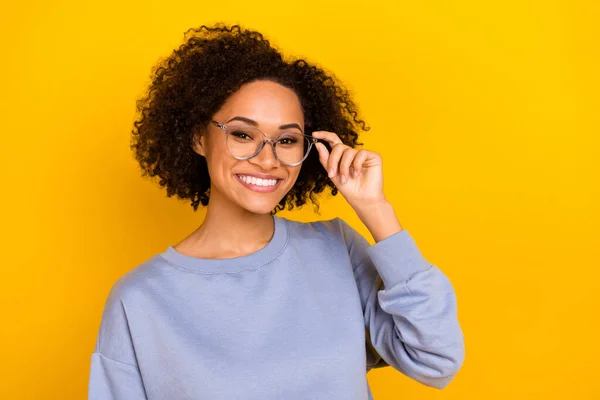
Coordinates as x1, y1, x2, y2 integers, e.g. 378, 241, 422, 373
130, 23, 369, 214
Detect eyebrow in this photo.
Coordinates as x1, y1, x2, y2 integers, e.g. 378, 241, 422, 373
225, 116, 303, 132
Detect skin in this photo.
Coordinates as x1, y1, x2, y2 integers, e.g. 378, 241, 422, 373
174, 79, 403, 260
174, 80, 305, 258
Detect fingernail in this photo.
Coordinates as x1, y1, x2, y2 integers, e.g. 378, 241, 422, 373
328, 169, 334, 177
341, 175, 347, 184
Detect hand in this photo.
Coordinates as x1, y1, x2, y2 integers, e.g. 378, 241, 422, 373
312, 130, 386, 209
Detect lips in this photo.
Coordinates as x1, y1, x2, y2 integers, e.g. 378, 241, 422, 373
235, 173, 283, 180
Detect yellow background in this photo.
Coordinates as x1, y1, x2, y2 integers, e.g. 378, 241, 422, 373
2, 0, 599, 398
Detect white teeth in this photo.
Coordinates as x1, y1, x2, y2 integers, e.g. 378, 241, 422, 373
238, 175, 278, 187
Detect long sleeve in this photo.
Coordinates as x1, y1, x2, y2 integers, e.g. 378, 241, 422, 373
88, 283, 147, 399
338, 218, 465, 389
89, 353, 147, 399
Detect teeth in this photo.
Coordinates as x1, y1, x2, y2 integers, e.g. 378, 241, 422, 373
238, 175, 278, 187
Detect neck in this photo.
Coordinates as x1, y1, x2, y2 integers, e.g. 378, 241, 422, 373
175, 191, 276, 259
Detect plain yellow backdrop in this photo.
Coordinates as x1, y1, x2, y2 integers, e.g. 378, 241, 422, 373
2, 0, 599, 398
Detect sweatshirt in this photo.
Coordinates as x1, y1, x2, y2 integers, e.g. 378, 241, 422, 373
88, 215, 465, 399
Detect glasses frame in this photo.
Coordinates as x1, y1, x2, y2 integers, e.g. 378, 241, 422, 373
210, 120, 319, 166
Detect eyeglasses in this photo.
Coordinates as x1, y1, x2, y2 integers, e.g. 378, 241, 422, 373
210, 120, 319, 166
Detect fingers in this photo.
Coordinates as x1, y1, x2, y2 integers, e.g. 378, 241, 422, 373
313, 131, 361, 184
315, 142, 329, 167
316, 142, 357, 184
311, 130, 343, 147
312, 130, 346, 178
326, 142, 348, 178
338, 147, 358, 184
352, 149, 370, 177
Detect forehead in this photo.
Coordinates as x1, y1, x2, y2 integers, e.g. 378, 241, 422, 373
217, 80, 304, 127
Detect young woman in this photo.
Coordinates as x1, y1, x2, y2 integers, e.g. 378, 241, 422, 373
88, 23, 465, 399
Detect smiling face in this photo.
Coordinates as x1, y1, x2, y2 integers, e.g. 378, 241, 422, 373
193, 79, 305, 215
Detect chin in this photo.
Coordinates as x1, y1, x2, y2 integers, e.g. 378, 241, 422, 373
238, 198, 283, 215
233, 181, 292, 215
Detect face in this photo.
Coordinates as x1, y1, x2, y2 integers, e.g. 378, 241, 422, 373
193, 79, 305, 215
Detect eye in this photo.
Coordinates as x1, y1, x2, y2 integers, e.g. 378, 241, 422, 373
277, 134, 301, 145
278, 137, 297, 145
230, 130, 254, 140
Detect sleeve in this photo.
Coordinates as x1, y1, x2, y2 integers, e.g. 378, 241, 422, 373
88, 283, 148, 399
338, 218, 465, 389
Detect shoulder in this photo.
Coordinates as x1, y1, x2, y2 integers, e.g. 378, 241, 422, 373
280, 216, 357, 246
93, 255, 165, 360
102, 253, 168, 305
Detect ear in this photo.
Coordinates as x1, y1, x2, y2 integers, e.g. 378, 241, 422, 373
193, 131, 206, 157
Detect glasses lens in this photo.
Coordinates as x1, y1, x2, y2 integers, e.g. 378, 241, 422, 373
226, 126, 263, 159
225, 127, 310, 165
275, 133, 310, 165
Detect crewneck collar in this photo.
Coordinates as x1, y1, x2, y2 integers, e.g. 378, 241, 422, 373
160, 214, 289, 274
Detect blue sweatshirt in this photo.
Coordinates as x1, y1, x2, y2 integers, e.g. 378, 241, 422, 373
88, 215, 465, 399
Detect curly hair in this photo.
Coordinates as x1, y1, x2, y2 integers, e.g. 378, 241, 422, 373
130, 23, 369, 214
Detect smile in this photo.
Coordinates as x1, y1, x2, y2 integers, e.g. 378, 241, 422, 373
235, 174, 282, 193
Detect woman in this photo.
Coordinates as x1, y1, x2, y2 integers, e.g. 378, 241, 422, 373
88, 23, 465, 399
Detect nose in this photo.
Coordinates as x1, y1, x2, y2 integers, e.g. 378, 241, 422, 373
249, 140, 279, 169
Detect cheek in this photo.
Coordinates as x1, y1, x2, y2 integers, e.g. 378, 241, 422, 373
209, 136, 232, 161
204, 144, 235, 181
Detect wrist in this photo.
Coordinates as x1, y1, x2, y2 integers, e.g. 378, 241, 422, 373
354, 200, 403, 242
